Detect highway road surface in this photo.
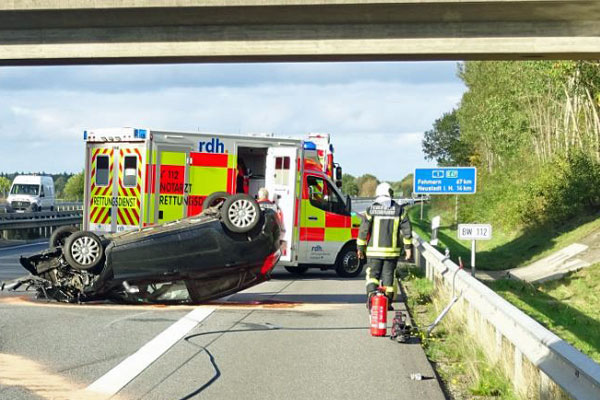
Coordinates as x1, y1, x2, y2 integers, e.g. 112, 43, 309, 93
0, 243, 446, 400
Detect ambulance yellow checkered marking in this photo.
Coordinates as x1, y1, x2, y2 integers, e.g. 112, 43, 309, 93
189, 167, 228, 196
324, 228, 352, 242
161, 151, 186, 166
89, 147, 114, 225
301, 200, 325, 228
116, 148, 142, 227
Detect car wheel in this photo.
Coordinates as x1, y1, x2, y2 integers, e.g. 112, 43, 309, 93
202, 191, 230, 210
221, 194, 260, 233
335, 245, 362, 278
30, 204, 39, 212
49, 226, 78, 249
285, 265, 309, 275
63, 231, 104, 271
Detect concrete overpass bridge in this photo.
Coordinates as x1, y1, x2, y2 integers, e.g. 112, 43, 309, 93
0, 0, 599, 65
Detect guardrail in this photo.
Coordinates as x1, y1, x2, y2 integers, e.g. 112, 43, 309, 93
351, 197, 424, 213
413, 233, 600, 399
0, 210, 83, 231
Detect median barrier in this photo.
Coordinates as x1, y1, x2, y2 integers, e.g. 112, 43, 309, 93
413, 232, 600, 400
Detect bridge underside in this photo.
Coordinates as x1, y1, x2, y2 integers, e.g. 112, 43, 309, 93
1, 1, 599, 65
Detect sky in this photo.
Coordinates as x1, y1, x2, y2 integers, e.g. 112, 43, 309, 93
0, 62, 465, 182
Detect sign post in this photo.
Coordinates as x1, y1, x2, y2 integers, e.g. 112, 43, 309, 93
458, 224, 492, 276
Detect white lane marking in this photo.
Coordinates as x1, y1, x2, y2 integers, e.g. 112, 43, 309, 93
0, 241, 49, 251
86, 306, 216, 396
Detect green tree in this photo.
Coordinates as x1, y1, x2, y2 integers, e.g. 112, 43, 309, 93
391, 173, 413, 198
356, 174, 379, 197
64, 172, 84, 201
0, 176, 10, 198
341, 174, 359, 196
422, 109, 472, 166
54, 175, 68, 199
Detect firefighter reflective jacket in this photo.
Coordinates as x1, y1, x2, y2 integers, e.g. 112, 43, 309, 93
357, 200, 412, 258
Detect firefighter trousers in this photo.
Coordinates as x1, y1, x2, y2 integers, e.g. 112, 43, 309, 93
365, 257, 398, 300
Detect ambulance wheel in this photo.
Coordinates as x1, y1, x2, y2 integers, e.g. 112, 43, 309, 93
203, 192, 230, 209
284, 265, 309, 275
335, 246, 362, 278
63, 231, 104, 271
221, 194, 260, 233
49, 226, 78, 249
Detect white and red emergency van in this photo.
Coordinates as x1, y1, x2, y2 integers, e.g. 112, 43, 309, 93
82, 128, 363, 277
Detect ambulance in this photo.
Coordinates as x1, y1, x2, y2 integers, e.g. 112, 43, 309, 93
82, 128, 363, 277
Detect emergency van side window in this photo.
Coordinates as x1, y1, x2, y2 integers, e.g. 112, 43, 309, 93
123, 156, 138, 187
306, 175, 346, 214
275, 156, 290, 185
96, 155, 110, 187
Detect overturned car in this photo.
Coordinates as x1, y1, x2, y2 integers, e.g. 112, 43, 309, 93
4, 193, 281, 303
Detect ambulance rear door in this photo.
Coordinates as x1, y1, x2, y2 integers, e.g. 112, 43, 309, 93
86, 143, 145, 233
265, 146, 299, 263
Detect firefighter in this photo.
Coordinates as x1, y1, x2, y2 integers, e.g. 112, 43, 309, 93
357, 182, 412, 310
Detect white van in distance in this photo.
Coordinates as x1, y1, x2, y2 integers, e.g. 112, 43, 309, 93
7, 175, 55, 212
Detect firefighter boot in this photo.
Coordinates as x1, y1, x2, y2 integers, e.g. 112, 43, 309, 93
386, 293, 394, 311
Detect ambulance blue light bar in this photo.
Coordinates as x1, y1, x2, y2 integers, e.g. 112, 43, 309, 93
134, 129, 147, 139
83, 130, 88, 140
304, 141, 317, 151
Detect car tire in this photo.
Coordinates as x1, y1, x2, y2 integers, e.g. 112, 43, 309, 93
221, 194, 260, 233
63, 231, 104, 271
284, 265, 309, 275
202, 191, 230, 210
30, 204, 39, 212
335, 245, 363, 278
49, 226, 78, 249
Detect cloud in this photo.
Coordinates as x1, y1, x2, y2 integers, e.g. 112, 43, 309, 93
0, 62, 464, 180
0, 62, 461, 93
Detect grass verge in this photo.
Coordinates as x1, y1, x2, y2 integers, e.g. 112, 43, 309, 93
488, 263, 600, 363
408, 203, 600, 271
399, 264, 519, 400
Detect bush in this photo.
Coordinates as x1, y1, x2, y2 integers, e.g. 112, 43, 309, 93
519, 151, 600, 226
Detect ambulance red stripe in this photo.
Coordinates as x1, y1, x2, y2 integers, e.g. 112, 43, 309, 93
124, 208, 135, 226
128, 208, 139, 225
117, 208, 127, 226
101, 208, 111, 225
299, 227, 325, 241
325, 213, 347, 228
89, 207, 98, 223
190, 152, 228, 168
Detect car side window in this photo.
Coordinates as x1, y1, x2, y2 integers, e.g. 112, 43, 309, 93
96, 155, 110, 187
306, 175, 346, 214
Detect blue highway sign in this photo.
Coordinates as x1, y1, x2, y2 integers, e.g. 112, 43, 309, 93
413, 167, 477, 194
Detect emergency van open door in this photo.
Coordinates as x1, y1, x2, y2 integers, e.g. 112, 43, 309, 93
86, 144, 145, 233
265, 147, 298, 262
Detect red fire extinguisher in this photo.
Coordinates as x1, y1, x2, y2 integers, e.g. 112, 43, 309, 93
370, 289, 388, 337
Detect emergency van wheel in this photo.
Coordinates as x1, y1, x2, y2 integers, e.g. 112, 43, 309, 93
284, 265, 309, 275
221, 194, 260, 233
203, 192, 230, 209
63, 231, 104, 271
49, 226, 78, 249
335, 246, 362, 278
